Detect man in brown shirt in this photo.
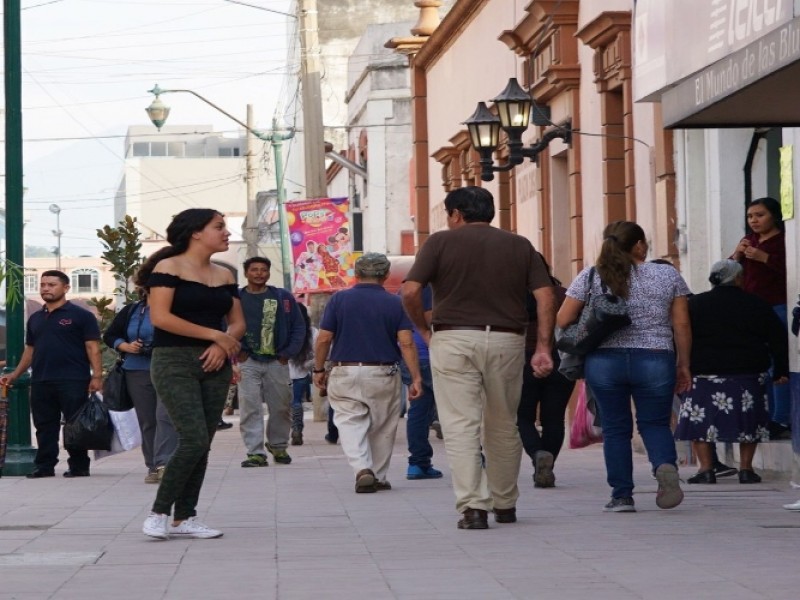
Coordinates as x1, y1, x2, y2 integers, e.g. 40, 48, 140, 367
402, 186, 555, 530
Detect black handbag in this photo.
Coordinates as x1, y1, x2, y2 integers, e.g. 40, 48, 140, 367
556, 268, 631, 357
64, 392, 114, 451
102, 360, 134, 412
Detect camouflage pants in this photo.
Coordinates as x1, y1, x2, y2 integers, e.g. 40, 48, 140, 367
150, 347, 231, 520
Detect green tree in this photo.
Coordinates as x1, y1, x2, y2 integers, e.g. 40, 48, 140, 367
97, 215, 144, 303
89, 216, 145, 370
0, 255, 25, 309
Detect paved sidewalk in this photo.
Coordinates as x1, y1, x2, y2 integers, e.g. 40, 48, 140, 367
0, 415, 799, 600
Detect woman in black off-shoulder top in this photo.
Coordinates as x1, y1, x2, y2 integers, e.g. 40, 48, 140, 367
140, 208, 245, 541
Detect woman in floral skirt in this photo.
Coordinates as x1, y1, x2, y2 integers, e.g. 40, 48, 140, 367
676, 259, 788, 484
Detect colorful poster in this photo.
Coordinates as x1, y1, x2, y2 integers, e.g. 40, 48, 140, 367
286, 197, 357, 293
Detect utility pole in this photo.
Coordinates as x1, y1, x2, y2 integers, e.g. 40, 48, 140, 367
245, 104, 259, 258
298, 0, 327, 199
270, 118, 295, 289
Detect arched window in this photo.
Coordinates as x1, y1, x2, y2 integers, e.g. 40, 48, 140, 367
70, 268, 99, 293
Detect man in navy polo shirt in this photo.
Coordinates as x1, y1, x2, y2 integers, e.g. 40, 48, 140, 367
1, 270, 102, 478
312, 253, 422, 493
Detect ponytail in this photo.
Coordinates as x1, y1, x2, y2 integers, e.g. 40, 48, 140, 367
595, 221, 645, 298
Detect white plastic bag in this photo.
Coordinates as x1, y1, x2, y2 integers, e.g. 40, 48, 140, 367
93, 408, 141, 460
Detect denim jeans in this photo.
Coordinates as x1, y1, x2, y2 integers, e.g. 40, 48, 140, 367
401, 359, 436, 468
768, 304, 790, 424
327, 406, 339, 441
291, 376, 311, 432
585, 348, 677, 499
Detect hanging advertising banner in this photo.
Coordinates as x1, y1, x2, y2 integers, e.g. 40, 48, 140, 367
286, 197, 357, 293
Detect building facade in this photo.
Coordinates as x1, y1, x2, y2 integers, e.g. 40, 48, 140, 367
325, 21, 417, 255
398, 0, 672, 285
115, 125, 282, 284
636, 0, 800, 474
279, 0, 453, 256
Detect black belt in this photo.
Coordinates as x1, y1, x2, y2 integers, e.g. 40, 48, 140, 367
433, 324, 524, 335
331, 361, 396, 367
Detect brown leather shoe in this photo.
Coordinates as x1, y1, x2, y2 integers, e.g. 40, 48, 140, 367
457, 508, 488, 529
355, 469, 377, 493
493, 507, 517, 523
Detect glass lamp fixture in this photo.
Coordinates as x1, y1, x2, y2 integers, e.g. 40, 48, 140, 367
491, 77, 531, 133
145, 92, 171, 131
464, 77, 571, 181
464, 102, 501, 151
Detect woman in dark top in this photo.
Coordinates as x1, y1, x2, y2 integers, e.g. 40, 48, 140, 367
731, 196, 790, 434
141, 209, 245, 540
676, 259, 788, 484
517, 255, 575, 488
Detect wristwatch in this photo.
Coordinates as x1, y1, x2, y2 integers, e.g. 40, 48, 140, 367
312, 368, 326, 374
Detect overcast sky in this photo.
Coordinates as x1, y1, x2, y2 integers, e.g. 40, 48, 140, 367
13, 0, 293, 255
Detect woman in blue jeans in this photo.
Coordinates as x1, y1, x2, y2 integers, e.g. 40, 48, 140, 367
557, 221, 692, 512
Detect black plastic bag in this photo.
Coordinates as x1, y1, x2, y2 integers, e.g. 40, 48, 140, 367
64, 393, 113, 451
102, 361, 133, 412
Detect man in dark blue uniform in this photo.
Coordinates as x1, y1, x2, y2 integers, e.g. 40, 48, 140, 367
1, 270, 102, 478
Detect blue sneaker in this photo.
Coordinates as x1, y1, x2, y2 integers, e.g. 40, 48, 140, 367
407, 465, 443, 480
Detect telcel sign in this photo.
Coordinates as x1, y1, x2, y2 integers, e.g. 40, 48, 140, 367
635, 0, 791, 101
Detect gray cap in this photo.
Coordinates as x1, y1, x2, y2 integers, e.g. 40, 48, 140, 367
355, 252, 391, 278
708, 259, 742, 287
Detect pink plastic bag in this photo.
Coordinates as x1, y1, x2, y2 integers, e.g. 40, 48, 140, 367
569, 381, 603, 449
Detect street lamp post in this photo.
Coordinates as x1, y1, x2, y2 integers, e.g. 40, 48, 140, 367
145, 85, 295, 289
3, 0, 37, 476
49, 204, 62, 270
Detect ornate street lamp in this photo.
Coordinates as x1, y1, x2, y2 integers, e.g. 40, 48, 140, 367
144, 85, 295, 288
49, 204, 62, 270
464, 77, 571, 181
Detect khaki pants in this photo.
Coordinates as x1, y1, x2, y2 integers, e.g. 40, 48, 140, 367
430, 330, 525, 513
328, 365, 401, 483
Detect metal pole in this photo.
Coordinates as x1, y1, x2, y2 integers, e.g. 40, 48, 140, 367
3, 0, 37, 475
245, 104, 259, 258
272, 119, 294, 290
56, 211, 62, 270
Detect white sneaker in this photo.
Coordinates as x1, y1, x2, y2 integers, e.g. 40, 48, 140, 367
143, 512, 169, 539
169, 517, 223, 539
782, 499, 800, 511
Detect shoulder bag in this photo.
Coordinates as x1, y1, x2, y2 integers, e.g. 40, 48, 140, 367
556, 267, 631, 357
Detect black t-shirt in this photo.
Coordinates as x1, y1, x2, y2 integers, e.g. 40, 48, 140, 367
147, 273, 239, 347
26, 301, 100, 382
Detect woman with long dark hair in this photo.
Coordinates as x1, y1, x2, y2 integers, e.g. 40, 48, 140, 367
557, 221, 692, 512
731, 197, 790, 437
141, 208, 245, 540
